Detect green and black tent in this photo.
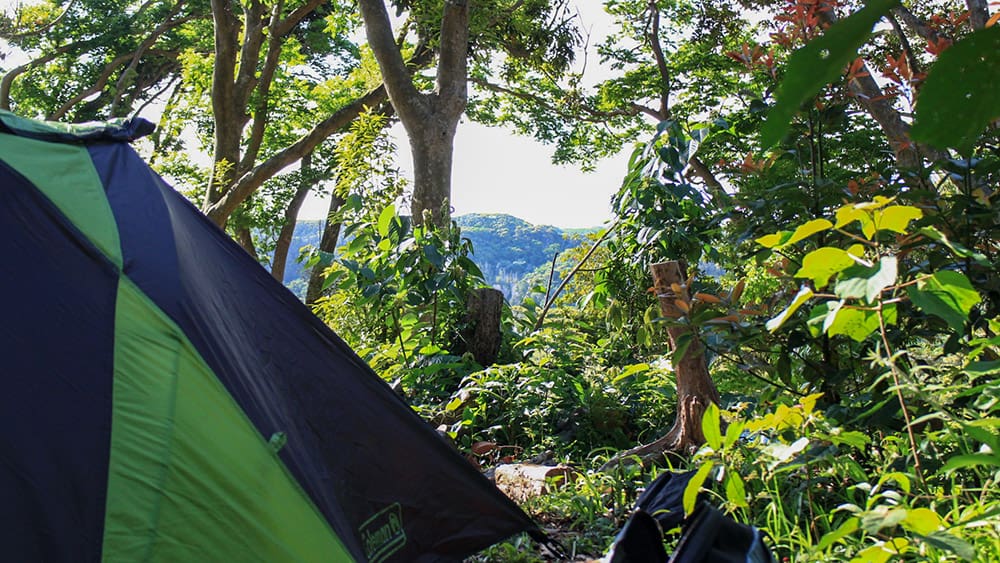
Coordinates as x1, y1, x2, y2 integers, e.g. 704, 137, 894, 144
0, 111, 538, 562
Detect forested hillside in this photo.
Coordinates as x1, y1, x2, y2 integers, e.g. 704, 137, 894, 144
5, 0, 1000, 561
455, 214, 587, 301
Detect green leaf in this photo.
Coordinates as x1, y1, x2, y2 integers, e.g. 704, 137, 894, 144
826, 430, 870, 449
940, 453, 1000, 473
761, 0, 900, 146
920, 531, 975, 561
816, 517, 859, 550
872, 206, 922, 234
902, 508, 943, 535
919, 227, 989, 265
785, 218, 834, 246
377, 204, 395, 237
755, 231, 792, 248
911, 26, 1000, 155
795, 247, 856, 288
724, 470, 748, 508
423, 244, 445, 268
724, 420, 745, 449
861, 506, 908, 534
702, 402, 722, 450
907, 271, 981, 332
835, 256, 897, 303
827, 307, 880, 342
672, 332, 694, 365
966, 361, 1000, 377
683, 461, 714, 516
766, 285, 814, 332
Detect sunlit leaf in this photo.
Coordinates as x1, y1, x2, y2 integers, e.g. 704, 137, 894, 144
796, 247, 856, 288
787, 218, 834, 246
827, 307, 880, 342
873, 206, 922, 234
835, 256, 897, 303
377, 204, 395, 237
724, 420, 745, 449
702, 402, 722, 450
761, 0, 900, 146
817, 517, 858, 549
800, 392, 825, 415
724, 471, 748, 508
766, 285, 814, 332
684, 461, 714, 516
911, 26, 1000, 154
902, 508, 943, 535
756, 231, 792, 248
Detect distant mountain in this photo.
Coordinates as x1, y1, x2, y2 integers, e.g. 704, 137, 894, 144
278, 214, 596, 303
456, 214, 588, 302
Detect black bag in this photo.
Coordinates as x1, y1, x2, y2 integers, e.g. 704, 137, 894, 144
606, 470, 774, 563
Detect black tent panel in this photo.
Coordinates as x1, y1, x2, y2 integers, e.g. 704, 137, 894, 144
0, 162, 117, 562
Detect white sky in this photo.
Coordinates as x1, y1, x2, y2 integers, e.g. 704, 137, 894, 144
1, 0, 632, 229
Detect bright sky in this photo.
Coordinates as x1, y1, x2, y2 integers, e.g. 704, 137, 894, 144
1, 0, 631, 229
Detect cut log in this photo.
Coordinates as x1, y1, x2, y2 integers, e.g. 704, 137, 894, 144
463, 287, 504, 366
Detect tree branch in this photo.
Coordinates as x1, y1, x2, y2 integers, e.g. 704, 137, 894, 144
239, 0, 285, 174
206, 86, 390, 225
275, 0, 326, 36
208, 0, 241, 206
891, 5, 949, 45
110, 2, 190, 116
48, 52, 136, 120
358, 0, 426, 123
437, 0, 469, 118
645, 1, 671, 120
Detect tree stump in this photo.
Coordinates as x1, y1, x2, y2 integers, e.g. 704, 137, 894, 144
463, 287, 504, 366
602, 261, 721, 470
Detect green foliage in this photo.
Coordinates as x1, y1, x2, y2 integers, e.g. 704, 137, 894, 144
912, 26, 1000, 154
761, 0, 900, 146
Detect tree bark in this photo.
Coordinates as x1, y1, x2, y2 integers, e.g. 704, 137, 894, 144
462, 287, 504, 366
651, 261, 721, 453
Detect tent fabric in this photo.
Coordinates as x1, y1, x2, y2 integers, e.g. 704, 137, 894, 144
0, 110, 537, 562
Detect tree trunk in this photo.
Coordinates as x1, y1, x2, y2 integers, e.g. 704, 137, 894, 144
236, 226, 259, 261
305, 193, 347, 306
409, 120, 458, 228
600, 261, 720, 470
651, 261, 721, 452
358, 0, 467, 230
462, 287, 504, 366
271, 153, 315, 282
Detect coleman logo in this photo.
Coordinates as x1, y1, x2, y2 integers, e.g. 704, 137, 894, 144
359, 503, 406, 562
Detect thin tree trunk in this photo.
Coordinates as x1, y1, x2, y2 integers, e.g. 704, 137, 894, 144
271, 152, 315, 282
305, 193, 347, 305
236, 227, 259, 261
